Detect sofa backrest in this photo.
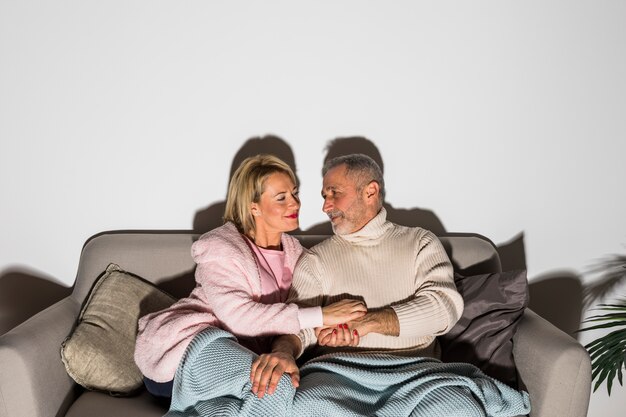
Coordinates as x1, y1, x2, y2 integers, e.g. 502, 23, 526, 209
439, 233, 502, 276
71, 231, 502, 303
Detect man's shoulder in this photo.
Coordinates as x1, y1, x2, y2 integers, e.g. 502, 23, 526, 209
385, 224, 447, 255
388, 222, 435, 240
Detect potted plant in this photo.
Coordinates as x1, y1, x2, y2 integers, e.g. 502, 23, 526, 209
580, 255, 626, 395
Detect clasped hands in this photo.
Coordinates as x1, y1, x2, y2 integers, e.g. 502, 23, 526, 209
317, 298, 373, 347
315, 314, 374, 347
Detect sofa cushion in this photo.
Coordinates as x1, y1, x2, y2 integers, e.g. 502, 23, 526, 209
64, 391, 168, 417
439, 269, 529, 388
61, 263, 177, 395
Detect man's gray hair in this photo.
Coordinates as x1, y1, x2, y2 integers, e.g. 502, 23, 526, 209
322, 153, 386, 204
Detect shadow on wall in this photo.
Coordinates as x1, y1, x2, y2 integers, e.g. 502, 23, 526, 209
497, 232, 586, 339
496, 232, 527, 271
528, 270, 585, 338
193, 134, 299, 234
0, 268, 72, 335
582, 254, 626, 309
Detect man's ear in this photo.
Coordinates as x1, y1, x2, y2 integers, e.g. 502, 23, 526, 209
363, 181, 380, 205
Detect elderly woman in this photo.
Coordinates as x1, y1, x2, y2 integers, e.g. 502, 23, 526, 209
134, 154, 366, 399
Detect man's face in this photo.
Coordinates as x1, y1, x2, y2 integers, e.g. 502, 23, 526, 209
321, 164, 369, 235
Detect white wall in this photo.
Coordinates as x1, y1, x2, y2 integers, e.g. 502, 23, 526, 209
1, 1, 625, 415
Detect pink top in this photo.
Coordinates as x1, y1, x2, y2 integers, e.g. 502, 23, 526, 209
134, 222, 322, 383
245, 236, 291, 302
245, 238, 321, 332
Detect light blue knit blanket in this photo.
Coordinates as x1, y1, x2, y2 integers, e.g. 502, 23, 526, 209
165, 327, 530, 417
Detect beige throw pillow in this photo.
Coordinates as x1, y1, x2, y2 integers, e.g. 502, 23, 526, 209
61, 263, 176, 395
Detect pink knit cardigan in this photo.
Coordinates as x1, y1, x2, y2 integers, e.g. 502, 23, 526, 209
134, 222, 304, 382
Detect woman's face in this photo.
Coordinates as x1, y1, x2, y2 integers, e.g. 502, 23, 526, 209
251, 172, 300, 235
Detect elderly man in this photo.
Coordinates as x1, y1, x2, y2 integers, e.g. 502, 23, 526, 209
250, 153, 465, 398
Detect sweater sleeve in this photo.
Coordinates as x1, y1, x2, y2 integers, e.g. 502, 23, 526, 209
286, 252, 325, 357
390, 231, 464, 338
198, 258, 303, 337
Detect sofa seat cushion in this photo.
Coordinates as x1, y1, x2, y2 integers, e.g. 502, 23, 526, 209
65, 390, 168, 417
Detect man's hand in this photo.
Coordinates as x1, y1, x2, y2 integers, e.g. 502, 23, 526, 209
351, 307, 400, 337
250, 351, 299, 398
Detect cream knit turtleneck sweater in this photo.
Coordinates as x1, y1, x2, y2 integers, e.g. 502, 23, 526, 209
290, 208, 464, 358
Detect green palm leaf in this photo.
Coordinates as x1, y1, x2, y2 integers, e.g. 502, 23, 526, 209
580, 298, 626, 395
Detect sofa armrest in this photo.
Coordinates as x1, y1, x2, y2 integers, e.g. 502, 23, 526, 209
513, 309, 591, 417
0, 296, 80, 417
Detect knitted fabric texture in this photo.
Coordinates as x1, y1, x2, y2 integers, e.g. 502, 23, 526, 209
165, 327, 530, 417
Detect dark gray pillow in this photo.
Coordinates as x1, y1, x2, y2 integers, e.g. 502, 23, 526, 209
439, 269, 529, 388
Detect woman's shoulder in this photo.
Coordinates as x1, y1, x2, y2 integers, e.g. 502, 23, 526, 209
281, 232, 303, 251
280, 232, 304, 270
191, 222, 249, 263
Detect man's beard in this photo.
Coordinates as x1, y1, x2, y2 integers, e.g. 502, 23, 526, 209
326, 200, 367, 235
327, 210, 350, 235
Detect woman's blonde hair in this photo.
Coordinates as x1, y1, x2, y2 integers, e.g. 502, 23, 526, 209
223, 154, 297, 236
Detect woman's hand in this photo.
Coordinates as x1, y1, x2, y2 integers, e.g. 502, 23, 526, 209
316, 324, 360, 347
321, 299, 367, 326
250, 352, 299, 398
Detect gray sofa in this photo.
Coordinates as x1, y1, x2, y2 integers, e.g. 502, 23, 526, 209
0, 230, 591, 417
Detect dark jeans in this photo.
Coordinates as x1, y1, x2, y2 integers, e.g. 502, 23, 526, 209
143, 376, 173, 398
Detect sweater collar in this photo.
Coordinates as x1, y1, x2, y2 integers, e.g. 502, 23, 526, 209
336, 207, 392, 244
